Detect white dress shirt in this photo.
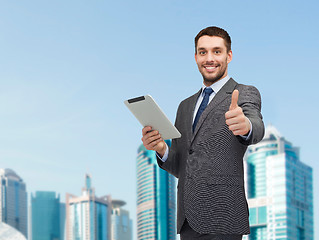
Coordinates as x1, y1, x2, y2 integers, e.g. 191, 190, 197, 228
193, 76, 230, 123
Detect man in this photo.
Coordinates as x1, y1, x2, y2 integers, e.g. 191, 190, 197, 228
142, 26, 264, 240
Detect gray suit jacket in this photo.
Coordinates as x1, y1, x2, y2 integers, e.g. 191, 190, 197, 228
157, 78, 264, 235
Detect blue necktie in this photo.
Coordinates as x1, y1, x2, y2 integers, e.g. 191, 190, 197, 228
192, 87, 214, 132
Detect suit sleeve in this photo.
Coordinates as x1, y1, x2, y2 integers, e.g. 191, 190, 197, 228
156, 102, 183, 178
237, 85, 265, 145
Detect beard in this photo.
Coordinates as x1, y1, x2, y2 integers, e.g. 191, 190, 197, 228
201, 64, 228, 85
202, 70, 226, 85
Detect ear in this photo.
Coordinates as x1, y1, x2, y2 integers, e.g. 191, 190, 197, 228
194, 53, 197, 62
227, 50, 233, 64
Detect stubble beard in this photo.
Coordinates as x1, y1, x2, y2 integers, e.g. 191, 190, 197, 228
202, 66, 227, 86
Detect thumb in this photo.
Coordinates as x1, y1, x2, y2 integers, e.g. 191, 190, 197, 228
229, 89, 239, 110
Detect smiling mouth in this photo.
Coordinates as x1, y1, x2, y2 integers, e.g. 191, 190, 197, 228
204, 66, 218, 72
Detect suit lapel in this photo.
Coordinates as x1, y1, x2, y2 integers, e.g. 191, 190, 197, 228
191, 78, 237, 143
184, 89, 201, 142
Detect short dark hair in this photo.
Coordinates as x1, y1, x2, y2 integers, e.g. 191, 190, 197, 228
195, 26, 231, 53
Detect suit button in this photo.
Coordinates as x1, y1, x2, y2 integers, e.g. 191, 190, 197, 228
189, 149, 194, 154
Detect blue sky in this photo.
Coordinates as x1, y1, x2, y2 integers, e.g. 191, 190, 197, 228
1, 0, 318, 238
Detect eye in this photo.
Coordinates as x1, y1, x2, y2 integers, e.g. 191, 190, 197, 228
214, 50, 221, 54
199, 51, 206, 55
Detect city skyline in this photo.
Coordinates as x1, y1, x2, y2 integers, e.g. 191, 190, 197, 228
1, 1, 318, 239
0, 170, 133, 240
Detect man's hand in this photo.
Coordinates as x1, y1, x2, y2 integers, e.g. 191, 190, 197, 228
225, 89, 251, 136
141, 126, 167, 157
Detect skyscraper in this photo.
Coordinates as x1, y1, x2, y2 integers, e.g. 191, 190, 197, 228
244, 125, 314, 240
60, 202, 66, 239
111, 199, 132, 240
136, 141, 176, 240
65, 174, 111, 240
31, 191, 62, 240
0, 168, 28, 237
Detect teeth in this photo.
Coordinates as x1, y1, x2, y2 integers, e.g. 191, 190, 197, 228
205, 66, 216, 70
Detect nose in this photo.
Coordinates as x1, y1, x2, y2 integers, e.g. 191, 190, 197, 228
206, 52, 215, 62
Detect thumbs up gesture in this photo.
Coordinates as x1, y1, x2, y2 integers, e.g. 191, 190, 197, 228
225, 90, 251, 136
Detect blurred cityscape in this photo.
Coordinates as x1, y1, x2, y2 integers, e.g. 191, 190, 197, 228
0, 125, 314, 240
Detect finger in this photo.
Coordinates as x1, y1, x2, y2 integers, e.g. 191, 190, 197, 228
232, 129, 247, 136
144, 135, 163, 151
225, 117, 239, 126
229, 89, 239, 110
225, 107, 242, 119
146, 130, 160, 140
142, 126, 152, 136
229, 122, 249, 135
228, 123, 242, 131
149, 137, 163, 148
144, 132, 161, 145
232, 130, 243, 136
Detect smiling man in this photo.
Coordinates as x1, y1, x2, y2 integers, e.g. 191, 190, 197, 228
142, 26, 265, 240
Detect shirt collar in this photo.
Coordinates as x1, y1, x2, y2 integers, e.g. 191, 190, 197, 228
201, 75, 230, 96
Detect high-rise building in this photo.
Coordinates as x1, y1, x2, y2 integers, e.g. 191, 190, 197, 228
31, 191, 62, 240
65, 174, 111, 240
111, 199, 132, 240
136, 141, 176, 240
243, 125, 314, 240
0, 168, 28, 237
60, 202, 66, 239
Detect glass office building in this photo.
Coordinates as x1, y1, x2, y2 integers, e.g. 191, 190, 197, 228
243, 125, 314, 240
60, 202, 66, 239
111, 199, 132, 240
136, 141, 176, 240
66, 174, 111, 240
31, 191, 62, 240
0, 168, 28, 238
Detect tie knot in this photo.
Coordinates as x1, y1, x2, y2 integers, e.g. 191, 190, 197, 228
203, 87, 213, 96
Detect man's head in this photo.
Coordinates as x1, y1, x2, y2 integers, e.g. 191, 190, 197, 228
194, 26, 233, 86
195, 26, 231, 53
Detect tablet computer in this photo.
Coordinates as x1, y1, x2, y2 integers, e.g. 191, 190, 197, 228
124, 95, 181, 140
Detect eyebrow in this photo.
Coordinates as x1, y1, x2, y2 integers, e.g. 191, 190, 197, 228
197, 47, 222, 51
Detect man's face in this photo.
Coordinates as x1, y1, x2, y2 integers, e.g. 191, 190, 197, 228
195, 36, 232, 86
